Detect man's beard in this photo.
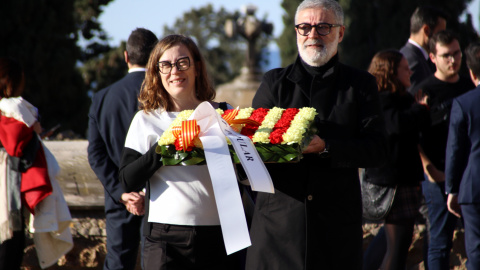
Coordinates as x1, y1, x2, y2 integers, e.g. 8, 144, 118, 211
298, 39, 336, 67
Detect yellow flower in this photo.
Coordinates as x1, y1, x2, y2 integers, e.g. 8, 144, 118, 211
236, 107, 254, 119
232, 107, 255, 133
252, 107, 284, 143
215, 108, 224, 116
282, 107, 317, 144
158, 110, 194, 146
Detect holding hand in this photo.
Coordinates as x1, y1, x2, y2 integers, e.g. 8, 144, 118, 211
33, 121, 42, 135
302, 135, 326, 154
120, 191, 145, 216
415, 89, 429, 106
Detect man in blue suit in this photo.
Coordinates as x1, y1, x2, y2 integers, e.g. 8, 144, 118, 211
445, 41, 480, 269
87, 28, 157, 270
400, 5, 447, 95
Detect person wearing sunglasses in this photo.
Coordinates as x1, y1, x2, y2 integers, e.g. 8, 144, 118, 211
245, 0, 387, 269
118, 34, 240, 270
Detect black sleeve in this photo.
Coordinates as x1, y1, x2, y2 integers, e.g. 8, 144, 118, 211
9, 132, 39, 172
119, 144, 163, 192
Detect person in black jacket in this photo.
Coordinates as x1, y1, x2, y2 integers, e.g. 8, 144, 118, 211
87, 28, 157, 270
244, 0, 388, 269
363, 50, 430, 270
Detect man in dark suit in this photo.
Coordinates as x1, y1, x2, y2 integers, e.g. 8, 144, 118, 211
400, 6, 447, 94
87, 28, 157, 270
445, 41, 480, 269
245, 0, 387, 269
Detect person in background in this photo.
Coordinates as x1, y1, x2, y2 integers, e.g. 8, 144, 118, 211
363, 50, 430, 270
0, 57, 49, 269
87, 28, 158, 270
445, 41, 480, 270
244, 0, 387, 269
414, 30, 474, 270
118, 34, 241, 270
400, 5, 447, 95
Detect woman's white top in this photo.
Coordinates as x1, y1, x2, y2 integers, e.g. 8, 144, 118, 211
124, 109, 220, 226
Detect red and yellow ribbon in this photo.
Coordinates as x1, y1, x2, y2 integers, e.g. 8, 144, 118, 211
172, 120, 200, 152
222, 108, 261, 127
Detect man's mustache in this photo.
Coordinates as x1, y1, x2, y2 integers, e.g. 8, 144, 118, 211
303, 39, 324, 47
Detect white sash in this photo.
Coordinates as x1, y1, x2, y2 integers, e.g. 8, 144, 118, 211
189, 102, 274, 254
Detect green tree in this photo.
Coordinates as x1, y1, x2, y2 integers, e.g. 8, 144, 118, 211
163, 4, 272, 86
82, 43, 127, 94
278, 0, 478, 71
0, 0, 113, 136
278, 0, 303, 67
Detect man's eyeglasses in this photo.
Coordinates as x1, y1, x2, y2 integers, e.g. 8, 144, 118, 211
158, 57, 191, 74
437, 50, 462, 62
295, 23, 342, 36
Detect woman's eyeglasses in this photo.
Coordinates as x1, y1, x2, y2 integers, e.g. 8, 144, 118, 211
158, 57, 191, 74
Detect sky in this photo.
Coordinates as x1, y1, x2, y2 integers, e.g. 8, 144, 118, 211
99, 0, 284, 47
100, 0, 480, 48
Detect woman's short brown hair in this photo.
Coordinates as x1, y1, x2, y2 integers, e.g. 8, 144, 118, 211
139, 34, 215, 112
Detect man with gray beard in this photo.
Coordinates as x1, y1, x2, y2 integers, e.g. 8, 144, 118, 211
245, 0, 387, 269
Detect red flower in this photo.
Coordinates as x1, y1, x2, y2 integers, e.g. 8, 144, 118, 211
174, 138, 194, 152
240, 108, 269, 139
269, 108, 299, 144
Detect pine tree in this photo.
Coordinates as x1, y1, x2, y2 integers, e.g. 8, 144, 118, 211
0, 0, 113, 135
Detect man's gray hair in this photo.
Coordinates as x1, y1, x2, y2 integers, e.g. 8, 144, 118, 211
295, 0, 344, 25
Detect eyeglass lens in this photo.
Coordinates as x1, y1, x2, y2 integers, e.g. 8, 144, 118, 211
159, 57, 190, 74
296, 23, 332, 36
440, 51, 462, 61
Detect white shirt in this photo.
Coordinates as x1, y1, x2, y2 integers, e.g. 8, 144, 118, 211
124, 109, 220, 226
408, 39, 429, 60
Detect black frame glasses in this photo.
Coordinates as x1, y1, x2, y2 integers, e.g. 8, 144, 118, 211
295, 23, 342, 36
158, 57, 191, 74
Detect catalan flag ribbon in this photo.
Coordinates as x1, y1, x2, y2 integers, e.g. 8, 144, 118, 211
222, 108, 261, 128
172, 120, 200, 152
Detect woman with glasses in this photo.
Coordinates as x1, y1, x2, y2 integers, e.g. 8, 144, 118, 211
363, 50, 430, 270
118, 34, 241, 270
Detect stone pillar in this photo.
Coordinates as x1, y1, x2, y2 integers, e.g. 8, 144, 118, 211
216, 5, 273, 109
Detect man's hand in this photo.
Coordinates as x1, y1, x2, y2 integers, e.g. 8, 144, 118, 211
120, 191, 145, 216
447, 193, 461, 218
302, 135, 326, 154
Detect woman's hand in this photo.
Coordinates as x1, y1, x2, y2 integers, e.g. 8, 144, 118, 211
120, 191, 145, 216
415, 89, 428, 106
32, 121, 42, 135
